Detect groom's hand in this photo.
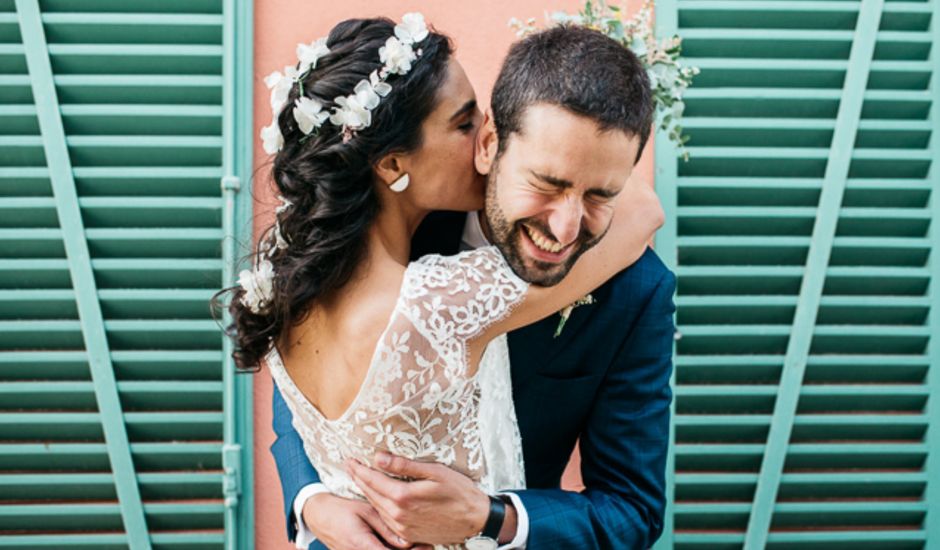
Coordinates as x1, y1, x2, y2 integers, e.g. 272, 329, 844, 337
302, 491, 414, 550
347, 452, 515, 546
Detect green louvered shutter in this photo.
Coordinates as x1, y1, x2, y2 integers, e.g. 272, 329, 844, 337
653, 0, 939, 548
0, 0, 253, 548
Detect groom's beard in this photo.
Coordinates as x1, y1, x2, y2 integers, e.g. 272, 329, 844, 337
483, 166, 606, 287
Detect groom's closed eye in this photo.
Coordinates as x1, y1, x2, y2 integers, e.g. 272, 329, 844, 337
530, 171, 619, 201
586, 189, 618, 204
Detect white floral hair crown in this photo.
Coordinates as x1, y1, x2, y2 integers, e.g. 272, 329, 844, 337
243, 14, 430, 314
260, 12, 430, 155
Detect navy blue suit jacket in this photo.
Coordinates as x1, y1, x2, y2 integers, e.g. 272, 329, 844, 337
270, 211, 676, 549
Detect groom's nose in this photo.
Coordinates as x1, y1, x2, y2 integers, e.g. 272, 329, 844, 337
546, 195, 583, 246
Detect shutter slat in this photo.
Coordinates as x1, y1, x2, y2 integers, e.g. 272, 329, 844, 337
0, 350, 221, 380
0, 532, 225, 549
0, 501, 224, 532
0, 442, 222, 470
0, 320, 222, 349
0, 381, 223, 410
41, 13, 222, 46
0, 412, 223, 440
674, 531, 925, 548
0, 472, 223, 500
38, 0, 222, 14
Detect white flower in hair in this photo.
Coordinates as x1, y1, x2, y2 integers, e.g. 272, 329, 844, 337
273, 228, 288, 251
265, 65, 300, 113
275, 195, 293, 214
379, 36, 417, 75
238, 258, 275, 314
395, 12, 429, 45
355, 79, 384, 110
369, 70, 392, 97
296, 37, 330, 73
261, 120, 283, 154
293, 96, 329, 135
272, 195, 292, 250
330, 95, 372, 131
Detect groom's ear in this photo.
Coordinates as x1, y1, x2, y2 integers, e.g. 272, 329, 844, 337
474, 110, 498, 176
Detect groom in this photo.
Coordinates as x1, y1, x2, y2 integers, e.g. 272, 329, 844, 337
271, 25, 676, 550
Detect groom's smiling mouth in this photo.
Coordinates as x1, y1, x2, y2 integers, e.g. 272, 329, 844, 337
521, 223, 572, 263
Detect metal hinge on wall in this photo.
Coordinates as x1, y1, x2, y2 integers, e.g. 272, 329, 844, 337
223, 443, 242, 508
221, 175, 241, 193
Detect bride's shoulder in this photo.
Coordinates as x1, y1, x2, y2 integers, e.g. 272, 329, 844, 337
402, 246, 527, 303
408, 246, 522, 284
410, 245, 499, 266
399, 246, 528, 342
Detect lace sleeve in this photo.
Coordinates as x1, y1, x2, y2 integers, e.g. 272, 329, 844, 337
400, 246, 528, 360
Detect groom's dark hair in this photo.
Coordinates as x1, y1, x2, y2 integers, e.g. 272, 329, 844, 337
491, 25, 654, 164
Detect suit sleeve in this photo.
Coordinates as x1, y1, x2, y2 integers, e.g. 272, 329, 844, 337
270, 383, 323, 542
514, 269, 676, 549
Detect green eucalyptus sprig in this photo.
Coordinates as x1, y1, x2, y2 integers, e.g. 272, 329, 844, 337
510, 0, 699, 160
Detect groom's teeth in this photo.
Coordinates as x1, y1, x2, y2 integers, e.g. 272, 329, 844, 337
525, 225, 563, 254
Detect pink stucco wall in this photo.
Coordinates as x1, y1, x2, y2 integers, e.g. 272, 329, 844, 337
251, 1, 654, 547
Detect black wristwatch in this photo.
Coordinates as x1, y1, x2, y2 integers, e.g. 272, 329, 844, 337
464, 495, 509, 550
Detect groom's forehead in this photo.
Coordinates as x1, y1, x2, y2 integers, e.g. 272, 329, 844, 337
508, 104, 632, 158
493, 105, 637, 192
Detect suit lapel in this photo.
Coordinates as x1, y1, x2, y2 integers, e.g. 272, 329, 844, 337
508, 280, 613, 377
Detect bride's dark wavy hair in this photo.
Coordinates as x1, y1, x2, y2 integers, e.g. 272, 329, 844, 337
214, 18, 453, 372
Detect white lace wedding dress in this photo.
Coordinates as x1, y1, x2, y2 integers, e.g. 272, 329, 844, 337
267, 246, 528, 548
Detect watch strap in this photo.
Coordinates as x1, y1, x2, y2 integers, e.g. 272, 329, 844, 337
480, 495, 507, 540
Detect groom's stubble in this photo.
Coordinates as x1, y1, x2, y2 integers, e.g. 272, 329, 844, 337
481, 157, 607, 288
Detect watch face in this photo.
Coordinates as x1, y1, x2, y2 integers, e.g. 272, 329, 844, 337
465, 536, 498, 550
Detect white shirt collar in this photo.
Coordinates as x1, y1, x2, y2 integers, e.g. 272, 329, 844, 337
460, 211, 491, 250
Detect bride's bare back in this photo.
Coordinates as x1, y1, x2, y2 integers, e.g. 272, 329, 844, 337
268, 246, 530, 502
277, 257, 405, 421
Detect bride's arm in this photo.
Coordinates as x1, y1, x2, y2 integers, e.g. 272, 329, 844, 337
482, 177, 664, 340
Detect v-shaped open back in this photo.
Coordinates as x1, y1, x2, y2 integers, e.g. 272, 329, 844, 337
268, 270, 409, 424
266, 246, 529, 520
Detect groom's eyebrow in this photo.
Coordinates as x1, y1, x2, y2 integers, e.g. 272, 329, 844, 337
449, 99, 477, 122
532, 170, 619, 198
531, 171, 573, 189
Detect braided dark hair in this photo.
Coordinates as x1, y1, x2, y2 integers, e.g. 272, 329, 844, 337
215, 18, 453, 371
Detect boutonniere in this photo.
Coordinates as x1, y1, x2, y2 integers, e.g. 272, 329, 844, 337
554, 294, 595, 338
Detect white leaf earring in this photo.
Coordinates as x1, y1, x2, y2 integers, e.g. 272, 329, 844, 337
389, 173, 410, 193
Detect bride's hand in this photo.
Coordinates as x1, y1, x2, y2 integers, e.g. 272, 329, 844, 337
347, 453, 517, 546
303, 491, 414, 550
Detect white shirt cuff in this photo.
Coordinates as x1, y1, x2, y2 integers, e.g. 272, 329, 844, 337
292, 483, 331, 549
497, 491, 529, 549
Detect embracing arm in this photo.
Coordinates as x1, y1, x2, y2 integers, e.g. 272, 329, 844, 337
514, 268, 676, 549
346, 265, 677, 548
270, 385, 323, 543
272, 386, 411, 550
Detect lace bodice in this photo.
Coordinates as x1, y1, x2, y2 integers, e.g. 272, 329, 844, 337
268, 246, 529, 511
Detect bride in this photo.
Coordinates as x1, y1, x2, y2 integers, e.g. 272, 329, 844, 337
219, 13, 661, 550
